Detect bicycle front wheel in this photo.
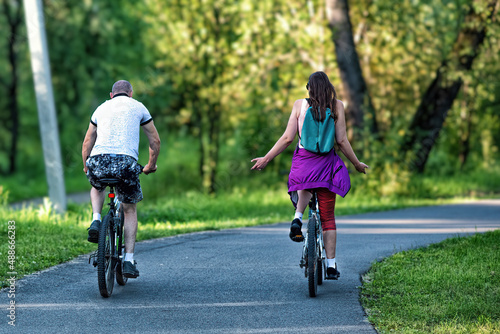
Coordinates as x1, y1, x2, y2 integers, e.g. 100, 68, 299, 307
307, 217, 318, 297
97, 214, 115, 297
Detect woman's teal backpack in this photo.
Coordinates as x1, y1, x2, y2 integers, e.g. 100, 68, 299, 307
299, 99, 335, 154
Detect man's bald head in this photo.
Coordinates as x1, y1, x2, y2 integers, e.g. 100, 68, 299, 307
112, 80, 133, 95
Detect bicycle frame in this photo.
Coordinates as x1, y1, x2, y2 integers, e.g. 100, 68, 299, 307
109, 190, 126, 269
107, 186, 121, 236
104, 184, 124, 268
310, 194, 325, 267
89, 184, 120, 266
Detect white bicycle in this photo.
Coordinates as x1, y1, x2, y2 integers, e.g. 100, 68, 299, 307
299, 192, 327, 297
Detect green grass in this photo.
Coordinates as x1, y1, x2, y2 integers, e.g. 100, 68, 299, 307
361, 230, 500, 333
0, 201, 97, 287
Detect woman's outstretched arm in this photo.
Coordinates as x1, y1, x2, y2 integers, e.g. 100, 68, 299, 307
251, 99, 302, 170
335, 100, 369, 174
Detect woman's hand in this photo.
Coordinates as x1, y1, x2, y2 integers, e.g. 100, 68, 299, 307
251, 157, 270, 170
355, 162, 369, 174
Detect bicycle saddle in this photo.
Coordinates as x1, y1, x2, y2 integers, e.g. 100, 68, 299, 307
99, 178, 121, 185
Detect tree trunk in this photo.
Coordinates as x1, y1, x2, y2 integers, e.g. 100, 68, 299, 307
199, 4, 223, 195
196, 102, 205, 181
402, 0, 498, 172
459, 83, 473, 169
208, 102, 221, 194
2, 1, 22, 175
459, 109, 472, 170
197, 100, 221, 195
326, 0, 378, 136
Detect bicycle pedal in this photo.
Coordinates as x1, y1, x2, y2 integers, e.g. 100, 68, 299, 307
325, 271, 340, 280
88, 252, 98, 267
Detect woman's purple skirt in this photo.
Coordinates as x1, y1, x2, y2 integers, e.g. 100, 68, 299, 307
287, 147, 351, 207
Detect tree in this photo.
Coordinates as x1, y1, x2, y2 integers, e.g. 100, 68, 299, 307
145, 0, 334, 193
0, 0, 22, 174
326, 0, 378, 136
402, 0, 499, 172
326, 0, 498, 171
144, 0, 242, 194
43, 0, 150, 170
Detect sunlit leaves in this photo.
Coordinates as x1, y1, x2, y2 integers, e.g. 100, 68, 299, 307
0, 0, 498, 190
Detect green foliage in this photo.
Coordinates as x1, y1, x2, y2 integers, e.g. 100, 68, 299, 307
348, 0, 500, 188
361, 230, 500, 333
141, 0, 340, 191
0, 0, 499, 199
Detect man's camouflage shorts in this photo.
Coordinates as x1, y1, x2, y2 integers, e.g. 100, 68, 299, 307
86, 154, 143, 204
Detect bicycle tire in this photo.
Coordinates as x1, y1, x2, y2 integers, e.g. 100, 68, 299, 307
307, 217, 318, 297
97, 214, 115, 297
317, 223, 324, 285
317, 256, 323, 286
115, 207, 128, 286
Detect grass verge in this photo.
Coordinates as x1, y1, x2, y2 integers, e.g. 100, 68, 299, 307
361, 230, 500, 334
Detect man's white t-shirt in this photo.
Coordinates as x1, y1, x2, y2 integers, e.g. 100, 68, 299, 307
90, 94, 152, 160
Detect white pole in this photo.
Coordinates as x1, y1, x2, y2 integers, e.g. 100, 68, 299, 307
23, 0, 66, 213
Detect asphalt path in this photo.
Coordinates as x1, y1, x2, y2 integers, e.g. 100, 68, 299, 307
2, 199, 499, 333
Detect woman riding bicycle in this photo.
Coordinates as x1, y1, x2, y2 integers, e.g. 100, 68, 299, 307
251, 71, 368, 279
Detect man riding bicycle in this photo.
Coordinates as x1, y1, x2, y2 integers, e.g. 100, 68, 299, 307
82, 80, 161, 278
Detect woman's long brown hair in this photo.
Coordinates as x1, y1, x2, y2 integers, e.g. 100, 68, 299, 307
307, 71, 337, 122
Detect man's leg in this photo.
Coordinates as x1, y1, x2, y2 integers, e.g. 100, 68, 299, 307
122, 203, 138, 253
118, 155, 143, 278
122, 202, 140, 278
91, 187, 105, 215
87, 187, 105, 243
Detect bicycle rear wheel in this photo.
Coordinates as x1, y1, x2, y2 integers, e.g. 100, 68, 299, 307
115, 207, 128, 286
307, 217, 318, 297
97, 214, 115, 297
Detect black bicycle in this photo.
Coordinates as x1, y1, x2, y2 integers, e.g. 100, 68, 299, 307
89, 178, 128, 297
299, 192, 327, 297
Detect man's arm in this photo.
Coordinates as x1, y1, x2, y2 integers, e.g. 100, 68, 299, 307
141, 121, 161, 174
82, 123, 97, 173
